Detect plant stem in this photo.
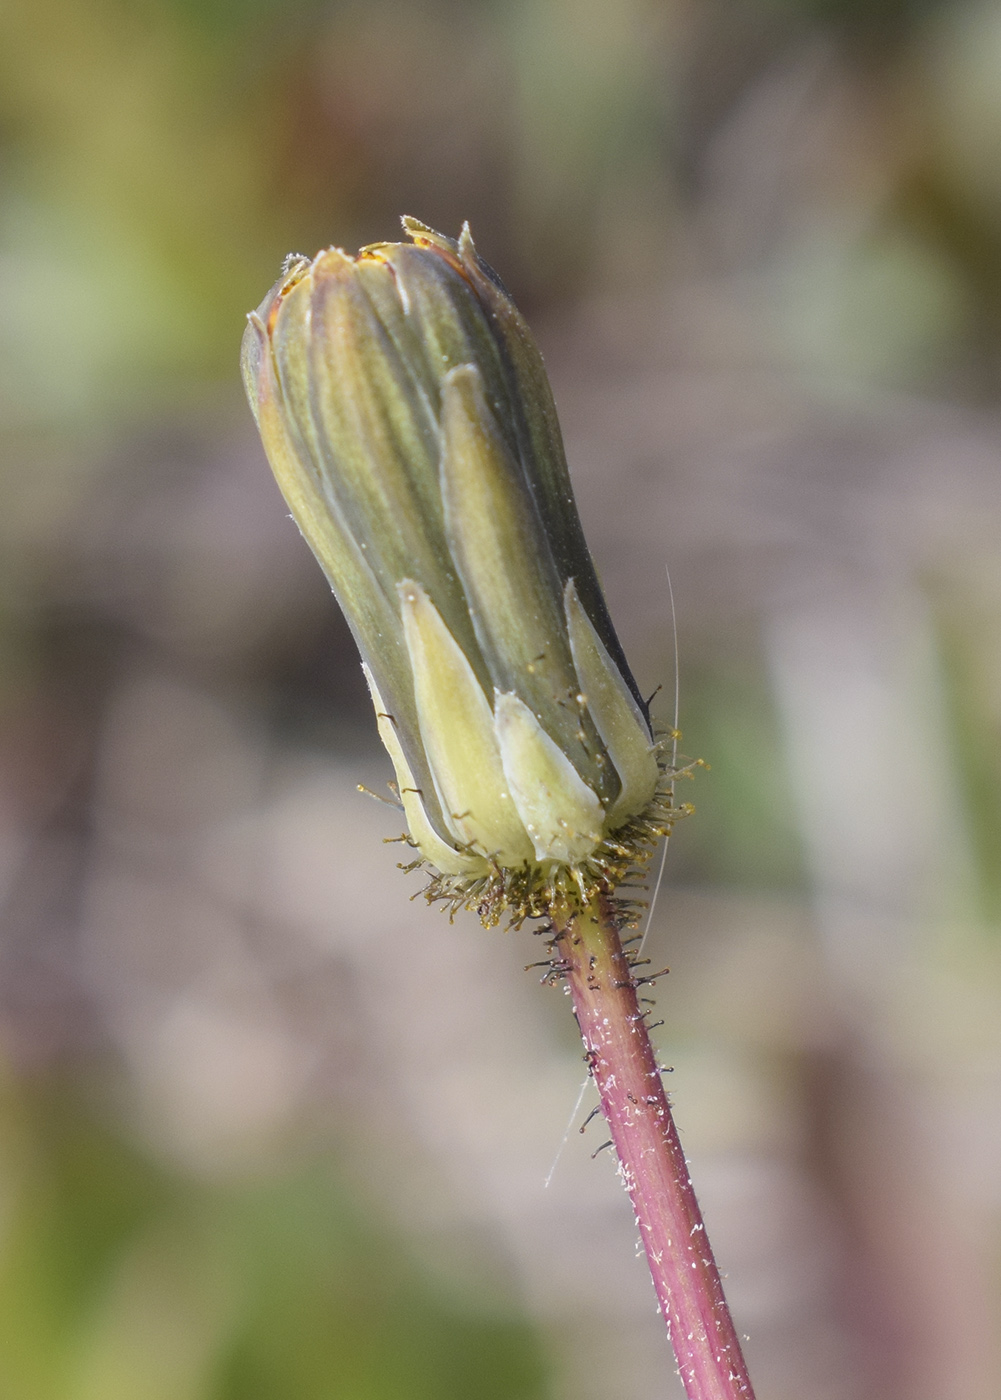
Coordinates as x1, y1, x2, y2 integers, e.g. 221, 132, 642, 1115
553, 895, 756, 1400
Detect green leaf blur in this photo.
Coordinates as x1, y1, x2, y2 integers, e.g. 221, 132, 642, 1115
0, 1079, 549, 1400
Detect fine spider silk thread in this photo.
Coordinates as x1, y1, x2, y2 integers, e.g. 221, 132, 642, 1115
636, 565, 680, 959
543, 564, 680, 1189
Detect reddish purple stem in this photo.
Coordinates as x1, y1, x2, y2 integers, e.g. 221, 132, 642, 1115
556, 898, 756, 1400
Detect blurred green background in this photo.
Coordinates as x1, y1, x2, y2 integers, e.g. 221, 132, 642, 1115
3, 1, 1001, 1397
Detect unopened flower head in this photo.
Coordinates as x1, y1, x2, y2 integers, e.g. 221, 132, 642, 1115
242, 219, 681, 922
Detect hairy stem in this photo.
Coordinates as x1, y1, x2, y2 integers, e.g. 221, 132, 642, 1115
554, 896, 755, 1400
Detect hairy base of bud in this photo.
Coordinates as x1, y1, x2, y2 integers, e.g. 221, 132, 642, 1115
393, 745, 699, 929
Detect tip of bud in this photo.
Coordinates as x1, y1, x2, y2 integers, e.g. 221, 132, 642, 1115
310, 246, 358, 280
400, 216, 456, 253
458, 222, 477, 262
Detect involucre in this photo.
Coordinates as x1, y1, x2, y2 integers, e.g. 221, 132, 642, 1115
242, 219, 680, 923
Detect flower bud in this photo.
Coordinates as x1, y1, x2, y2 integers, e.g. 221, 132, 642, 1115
242, 219, 672, 921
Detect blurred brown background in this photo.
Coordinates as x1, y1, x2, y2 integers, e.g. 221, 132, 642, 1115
2, 1, 1001, 1396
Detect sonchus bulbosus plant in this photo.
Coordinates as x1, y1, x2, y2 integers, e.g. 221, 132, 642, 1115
241, 218, 679, 922
242, 220, 756, 1400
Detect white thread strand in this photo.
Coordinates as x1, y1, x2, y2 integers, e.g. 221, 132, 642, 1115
546, 563, 680, 1182
638, 564, 679, 958
544, 1074, 593, 1188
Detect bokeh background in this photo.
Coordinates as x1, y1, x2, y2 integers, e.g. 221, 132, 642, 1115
3, 0, 1001, 1396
